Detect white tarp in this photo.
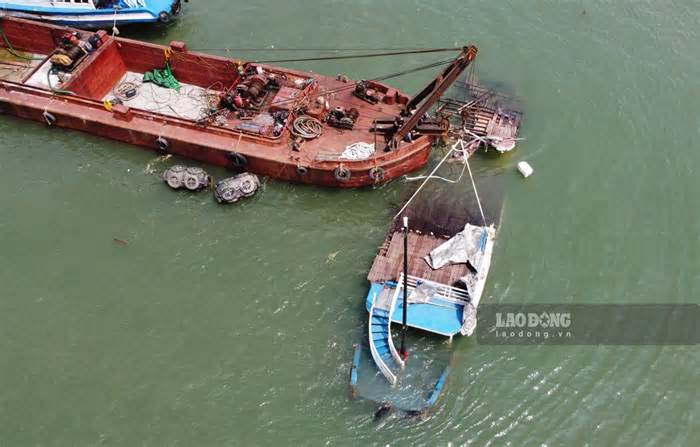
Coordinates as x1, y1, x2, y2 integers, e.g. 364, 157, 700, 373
339, 142, 375, 160
408, 281, 438, 304
425, 224, 494, 273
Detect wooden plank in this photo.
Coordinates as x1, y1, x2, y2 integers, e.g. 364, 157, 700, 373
367, 230, 471, 286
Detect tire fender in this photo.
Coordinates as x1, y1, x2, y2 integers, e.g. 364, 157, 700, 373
334, 165, 351, 182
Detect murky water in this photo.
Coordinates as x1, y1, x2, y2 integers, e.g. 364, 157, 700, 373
1, 1, 699, 445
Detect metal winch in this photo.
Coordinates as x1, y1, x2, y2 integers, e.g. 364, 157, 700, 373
326, 106, 359, 130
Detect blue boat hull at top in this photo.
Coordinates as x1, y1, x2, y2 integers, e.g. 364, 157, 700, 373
0, 0, 183, 29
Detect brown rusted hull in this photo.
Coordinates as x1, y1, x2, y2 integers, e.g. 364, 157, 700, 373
0, 17, 435, 188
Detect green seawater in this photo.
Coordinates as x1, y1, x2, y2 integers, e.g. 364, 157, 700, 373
1, 1, 699, 445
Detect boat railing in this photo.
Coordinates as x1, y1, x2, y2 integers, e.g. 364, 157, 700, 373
391, 275, 471, 305
388, 275, 406, 370
368, 295, 398, 385
123, 0, 147, 8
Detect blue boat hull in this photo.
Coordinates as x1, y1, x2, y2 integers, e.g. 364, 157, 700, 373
366, 282, 466, 337
0, 0, 181, 28
350, 342, 452, 416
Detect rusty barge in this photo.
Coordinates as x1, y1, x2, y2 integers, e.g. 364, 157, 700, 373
0, 17, 478, 188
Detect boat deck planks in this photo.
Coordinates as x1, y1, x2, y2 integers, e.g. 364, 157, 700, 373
0, 48, 42, 83
368, 231, 470, 287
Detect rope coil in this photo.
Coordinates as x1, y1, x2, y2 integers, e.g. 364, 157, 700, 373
292, 116, 323, 139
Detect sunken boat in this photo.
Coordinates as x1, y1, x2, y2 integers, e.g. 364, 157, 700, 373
0, 17, 478, 188
350, 149, 502, 416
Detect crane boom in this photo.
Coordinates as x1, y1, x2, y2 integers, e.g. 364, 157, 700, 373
372, 46, 478, 150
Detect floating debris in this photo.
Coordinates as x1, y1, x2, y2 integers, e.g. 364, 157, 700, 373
144, 154, 172, 175
373, 403, 393, 421
162, 165, 212, 191
517, 161, 534, 178
437, 78, 523, 155
113, 238, 128, 247
214, 173, 260, 204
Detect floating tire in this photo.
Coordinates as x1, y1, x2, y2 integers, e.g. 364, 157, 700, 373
166, 173, 183, 189
214, 172, 260, 204
369, 167, 385, 182
221, 188, 238, 203
240, 179, 256, 195
184, 174, 200, 191
296, 165, 309, 176
227, 152, 248, 170
186, 167, 204, 175
156, 136, 169, 153
162, 165, 210, 191
334, 166, 351, 182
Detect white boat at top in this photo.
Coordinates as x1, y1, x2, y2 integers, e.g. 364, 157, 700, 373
0, 0, 185, 28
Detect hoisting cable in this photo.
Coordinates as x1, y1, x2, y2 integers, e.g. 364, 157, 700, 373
393, 142, 458, 220
404, 139, 472, 184
464, 140, 487, 226
252, 47, 462, 64
268, 57, 455, 109
394, 138, 487, 226
191, 46, 460, 52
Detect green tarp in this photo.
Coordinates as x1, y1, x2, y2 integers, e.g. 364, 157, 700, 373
143, 63, 180, 91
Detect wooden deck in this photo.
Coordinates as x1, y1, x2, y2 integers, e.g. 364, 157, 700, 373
0, 48, 42, 83
367, 231, 470, 287
436, 82, 522, 142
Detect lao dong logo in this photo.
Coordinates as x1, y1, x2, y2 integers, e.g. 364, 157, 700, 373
496, 312, 571, 329
493, 311, 573, 341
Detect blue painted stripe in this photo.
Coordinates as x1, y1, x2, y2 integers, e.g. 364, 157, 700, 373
425, 366, 452, 407
479, 229, 488, 251
350, 345, 361, 387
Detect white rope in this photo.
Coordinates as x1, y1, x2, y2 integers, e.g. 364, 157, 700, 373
393, 141, 457, 220
404, 138, 475, 183
394, 138, 488, 225
464, 146, 486, 226
111, 8, 120, 36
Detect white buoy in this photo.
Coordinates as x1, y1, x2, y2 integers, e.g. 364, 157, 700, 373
517, 161, 534, 178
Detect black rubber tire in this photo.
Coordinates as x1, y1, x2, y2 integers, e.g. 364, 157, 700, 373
156, 136, 169, 153
334, 166, 351, 182
158, 12, 171, 24
296, 165, 309, 176
228, 152, 248, 169
369, 167, 385, 182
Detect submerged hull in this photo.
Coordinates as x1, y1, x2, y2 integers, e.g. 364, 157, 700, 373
0, 17, 434, 188
351, 221, 497, 411
350, 342, 452, 416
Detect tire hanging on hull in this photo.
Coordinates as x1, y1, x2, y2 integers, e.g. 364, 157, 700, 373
227, 152, 248, 170
334, 165, 351, 182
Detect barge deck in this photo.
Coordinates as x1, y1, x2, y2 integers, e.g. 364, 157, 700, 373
0, 17, 477, 188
